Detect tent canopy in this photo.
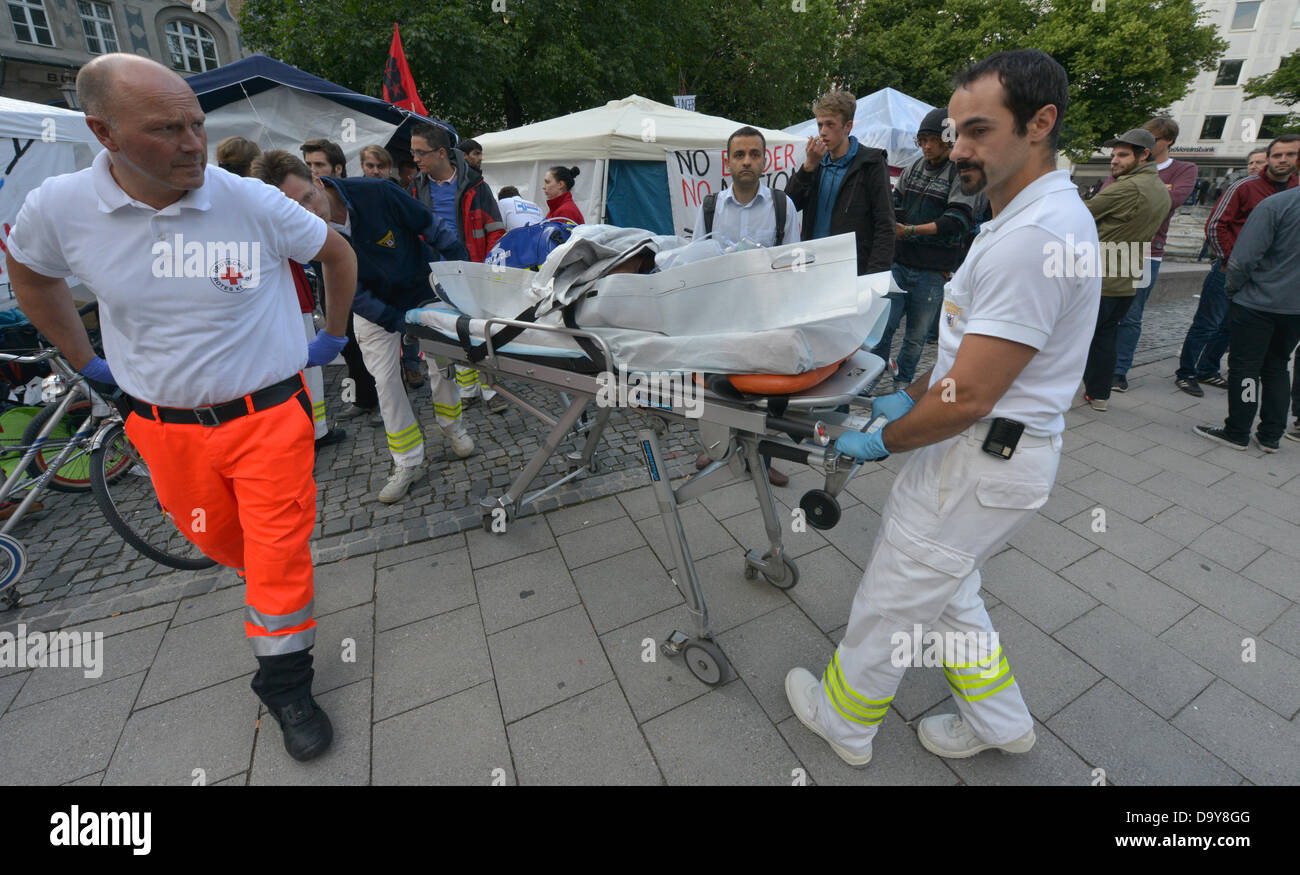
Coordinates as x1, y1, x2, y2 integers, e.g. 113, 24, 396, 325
475, 95, 803, 233
784, 87, 935, 170
0, 96, 99, 144
185, 54, 457, 175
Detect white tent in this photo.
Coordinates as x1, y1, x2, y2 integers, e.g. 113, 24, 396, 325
0, 97, 103, 308
785, 87, 935, 171
473, 95, 803, 233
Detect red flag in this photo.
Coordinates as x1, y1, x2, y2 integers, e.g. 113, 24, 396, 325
383, 23, 427, 116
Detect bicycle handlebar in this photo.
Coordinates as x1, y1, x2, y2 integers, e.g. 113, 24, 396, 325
0, 348, 60, 365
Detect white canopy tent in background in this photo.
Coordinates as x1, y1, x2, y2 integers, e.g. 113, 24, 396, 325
473, 95, 803, 234
0, 97, 103, 308
784, 87, 935, 174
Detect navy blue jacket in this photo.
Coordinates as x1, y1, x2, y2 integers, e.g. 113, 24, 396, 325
321, 176, 468, 332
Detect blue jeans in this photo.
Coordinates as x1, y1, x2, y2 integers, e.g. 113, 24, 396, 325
871, 264, 947, 385
1176, 261, 1231, 380
1113, 258, 1161, 377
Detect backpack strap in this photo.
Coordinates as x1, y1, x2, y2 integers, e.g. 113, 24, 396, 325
702, 193, 717, 236
773, 192, 787, 246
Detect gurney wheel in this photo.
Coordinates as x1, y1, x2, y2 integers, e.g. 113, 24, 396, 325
682, 639, 727, 686
761, 555, 799, 591
799, 489, 841, 531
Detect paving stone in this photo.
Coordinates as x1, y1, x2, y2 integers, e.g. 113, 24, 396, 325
887, 663, 955, 721
1198, 445, 1296, 489
11, 621, 167, 709
1059, 549, 1195, 635
1068, 420, 1157, 455
507, 681, 661, 785
1055, 606, 1212, 719
1138, 469, 1245, 523
986, 605, 1101, 721
815, 502, 881, 570
1006, 515, 1097, 572
1133, 444, 1232, 486
1239, 549, 1300, 603
1172, 680, 1300, 785
545, 496, 628, 536
1151, 550, 1289, 633
697, 479, 763, 520
465, 514, 556, 570
1131, 421, 1222, 457
1046, 680, 1240, 786
1158, 607, 1300, 719
569, 546, 680, 635
104, 675, 256, 786
716, 605, 834, 723
313, 555, 377, 617
597, 603, 714, 724
373, 604, 490, 721
934, 712, 1093, 786
1262, 605, 1300, 660
1052, 453, 1094, 485
0, 672, 27, 714
374, 533, 465, 568
1222, 505, 1300, 562
64, 771, 104, 786
552, 515, 646, 569
488, 604, 613, 722
980, 548, 1098, 634
60, 603, 177, 638
776, 707, 957, 786
637, 503, 739, 572
1141, 505, 1216, 546
1068, 471, 1172, 523
1038, 484, 1095, 524
779, 545, 863, 634
678, 549, 790, 634
311, 603, 373, 695
616, 484, 661, 521
375, 548, 474, 632
720, 501, 828, 560
477, 546, 581, 634
136, 608, 251, 707
372, 681, 513, 785
1063, 507, 1182, 572
642, 681, 801, 785
1182, 525, 1266, 573
841, 466, 895, 514
174, 585, 248, 628
1069, 442, 1164, 485
0, 674, 142, 784
250, 679, 370, 785
212, 772, 246, 786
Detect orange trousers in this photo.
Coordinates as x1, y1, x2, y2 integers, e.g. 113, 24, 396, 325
124, 382, 317, 657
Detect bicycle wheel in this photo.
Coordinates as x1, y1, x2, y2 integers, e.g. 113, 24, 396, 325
90, 423, 217, 570
20, 399, 98, 493
0, 405, 40, 480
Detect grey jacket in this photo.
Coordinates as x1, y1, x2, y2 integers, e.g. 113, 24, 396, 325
1225, 186, 1300, 315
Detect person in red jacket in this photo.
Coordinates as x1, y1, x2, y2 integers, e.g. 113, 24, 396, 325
543, 165, 585, 224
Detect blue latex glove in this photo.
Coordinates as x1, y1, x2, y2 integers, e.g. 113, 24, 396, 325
871, 388, 914, 423
78, 355, 116, 386
306, 329, 348, 368
835, 425, 889, 461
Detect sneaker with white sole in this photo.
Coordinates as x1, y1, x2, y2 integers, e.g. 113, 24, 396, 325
1255, 434, 1280, 453
1284, 421, 1300, 443
917, 713, 1035, 759
446, 429, 474, 459
378, 464, 424, 503
784, 668, 872, 767
1194, 424, 1248, 450
1083, 393, 1107, 411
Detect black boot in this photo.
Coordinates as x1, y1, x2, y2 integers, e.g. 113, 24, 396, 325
252, 649, 333, 762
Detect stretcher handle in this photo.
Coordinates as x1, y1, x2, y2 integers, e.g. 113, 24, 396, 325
758, 439, 815, 465
479, 316, 617, 372
765, 415, 826, 443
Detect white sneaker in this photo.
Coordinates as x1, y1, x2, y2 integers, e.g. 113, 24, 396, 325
784, 668, 872, 768
916, 713, 1035, 759
378, 464, 423, 503
446, 429, 474, 459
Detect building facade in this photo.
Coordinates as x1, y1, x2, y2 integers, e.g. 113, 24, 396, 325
1, 0, 249, 105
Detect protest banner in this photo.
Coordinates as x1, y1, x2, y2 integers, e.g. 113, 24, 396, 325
664, 140, 806, 238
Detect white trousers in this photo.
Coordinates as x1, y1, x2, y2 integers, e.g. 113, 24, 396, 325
455, 364, 497, 401
354, 313, 467, 468
302, 313, 328, 440
817, 426, 1062, 755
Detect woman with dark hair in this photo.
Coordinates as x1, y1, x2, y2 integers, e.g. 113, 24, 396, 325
216, 136, 261, 177
542, 165, 585, 224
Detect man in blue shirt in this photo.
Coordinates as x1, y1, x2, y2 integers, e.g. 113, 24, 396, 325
253, 150, 475, 503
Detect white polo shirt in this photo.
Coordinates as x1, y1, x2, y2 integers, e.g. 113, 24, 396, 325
930, 170, 1100, 436
689, 184, 800, 248
499, 195, 543, 231
7, 151, 327, 407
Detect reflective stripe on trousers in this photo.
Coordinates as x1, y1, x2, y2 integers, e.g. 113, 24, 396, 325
455, 364, 496, 401
817, 429, 1062, 755
302, 313, 328, 439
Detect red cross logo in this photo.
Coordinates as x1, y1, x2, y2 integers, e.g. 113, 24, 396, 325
219, 266, 244, 287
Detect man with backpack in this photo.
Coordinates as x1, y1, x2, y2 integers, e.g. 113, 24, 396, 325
690, 126, 800, 486
872, 107, 982, 391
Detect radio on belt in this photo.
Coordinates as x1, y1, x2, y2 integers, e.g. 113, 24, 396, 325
982, 417, 1025, 459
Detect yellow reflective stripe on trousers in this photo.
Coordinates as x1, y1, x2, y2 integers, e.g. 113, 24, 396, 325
433, 402, 463, 418
455, 369, 479, 386
312, 400, 326, 422
387, 424, 422, 452
945, 659, 1017, 702
944, 657, 1009, 688
823, 652, 891, 726
945, 644, 1003, 670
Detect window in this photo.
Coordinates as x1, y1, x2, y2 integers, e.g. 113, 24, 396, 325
165, 19, 218, 72
78, 1, 118, 54
1259, 114, 1295, 139
1215, 60, 1244, 86
7, 0, 54, 46
1230, 1, 1260, 30
1200, 115, 1228, 140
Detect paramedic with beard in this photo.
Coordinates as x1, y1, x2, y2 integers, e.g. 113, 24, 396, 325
784, 50, 1101, 766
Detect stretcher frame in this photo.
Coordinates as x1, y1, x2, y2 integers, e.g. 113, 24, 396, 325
410, 315, 885, 686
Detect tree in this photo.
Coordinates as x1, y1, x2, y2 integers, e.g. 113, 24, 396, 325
1244, 51, 1300, 134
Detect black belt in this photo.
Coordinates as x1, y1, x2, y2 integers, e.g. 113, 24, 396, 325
129, 374, 307, 427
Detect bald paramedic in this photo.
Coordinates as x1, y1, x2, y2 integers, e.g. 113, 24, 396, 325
785, 50, 1101, 766
5, 54, 357, 762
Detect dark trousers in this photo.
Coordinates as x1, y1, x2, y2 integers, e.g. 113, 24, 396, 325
251, 649, 315, 707
1292, 344, 1300, 421
1223, 303, 1300, 443
1083, 295, 1135, 400
342, 313, 379, 410
1176, 262, 1231, 380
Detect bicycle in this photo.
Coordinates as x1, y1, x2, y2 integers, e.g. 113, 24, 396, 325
0, 339, 215, 609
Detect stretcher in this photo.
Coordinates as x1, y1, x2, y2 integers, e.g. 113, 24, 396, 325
407, 230, 893, 686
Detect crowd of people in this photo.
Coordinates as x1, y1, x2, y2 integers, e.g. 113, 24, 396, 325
5, 47, 1298, 769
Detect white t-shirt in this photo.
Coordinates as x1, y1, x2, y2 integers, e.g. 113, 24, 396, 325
7, 151, 327, 407
689, 184, 800, 248
930, 170, 1101, 436
499, 195, 543, 231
